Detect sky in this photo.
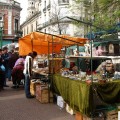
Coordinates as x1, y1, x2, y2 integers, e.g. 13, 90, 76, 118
15, 0, 28, 24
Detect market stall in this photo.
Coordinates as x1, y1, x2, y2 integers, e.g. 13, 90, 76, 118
49, 37, 120, 119
52, 74, 120, 116
19, 31, 88, 104
19, 31, 120, 119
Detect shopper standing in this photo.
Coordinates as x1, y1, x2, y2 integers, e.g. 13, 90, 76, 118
0, 49, 5, 90
7, 49, 19, 81
23, 51, 37, 98
1, 47, 9, 87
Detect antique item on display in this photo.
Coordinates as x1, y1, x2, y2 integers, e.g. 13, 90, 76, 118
109, 44, 114, 54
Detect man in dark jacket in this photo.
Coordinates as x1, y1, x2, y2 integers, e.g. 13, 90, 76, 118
1, 47, 9, 87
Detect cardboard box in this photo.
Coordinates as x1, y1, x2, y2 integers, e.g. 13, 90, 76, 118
57, 96, 65, 108
30, 79, 40, 96
75, 112, 83, 120
66, 104, 75, 115
36, 84, 53, 103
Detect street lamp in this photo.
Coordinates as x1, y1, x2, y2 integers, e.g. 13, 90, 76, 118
0, 20, 3, 48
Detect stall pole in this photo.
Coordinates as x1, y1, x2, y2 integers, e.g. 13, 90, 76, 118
31, 33, 34, 52
77, 44, 80, 71
89, 24, 94, 120
48, 41, 50, 103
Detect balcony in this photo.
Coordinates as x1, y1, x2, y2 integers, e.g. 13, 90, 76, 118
58, 0, 69, 6
13, 1, 20, 7
47, 4, 51, 10
43, 7, 46, 12
37, 17, 73, 30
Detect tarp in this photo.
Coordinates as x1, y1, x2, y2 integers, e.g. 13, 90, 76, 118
19, 32, 87, 55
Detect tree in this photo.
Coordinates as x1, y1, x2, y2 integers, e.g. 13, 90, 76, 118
72, 0, 120, 31
48, 0, 69, 35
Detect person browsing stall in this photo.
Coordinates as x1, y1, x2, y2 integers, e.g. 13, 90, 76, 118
23, 51, 37, 98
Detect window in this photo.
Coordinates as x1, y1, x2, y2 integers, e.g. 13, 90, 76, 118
44, 0, 46, 8
44, 29, 46, 33
58, 0, 69, 4
15, 19, 18, 32
31, 24, 33, 32
27, 27, 29, 34
0, 16, 3, 28
36, 21, 37, 30
0, 16, 3, 21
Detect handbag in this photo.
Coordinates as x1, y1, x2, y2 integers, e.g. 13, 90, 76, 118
0, 64, 5, 71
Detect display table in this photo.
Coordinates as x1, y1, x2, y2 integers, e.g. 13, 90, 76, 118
32, 69, 48, 76
52, 74, 120, 116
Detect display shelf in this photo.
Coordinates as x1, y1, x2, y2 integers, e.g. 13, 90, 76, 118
68, 55, 120, 59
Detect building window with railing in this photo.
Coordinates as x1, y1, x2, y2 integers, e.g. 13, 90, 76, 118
36, 21, 37, 31
27, 26, 29, 34
15, 19, 18, 33
31, 24, 33, 32
58, 0, 69, 5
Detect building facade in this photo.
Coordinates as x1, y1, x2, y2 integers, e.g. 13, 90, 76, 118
21, 0, 40, 37
21, 0, 86, 37
0, 0, 22, 46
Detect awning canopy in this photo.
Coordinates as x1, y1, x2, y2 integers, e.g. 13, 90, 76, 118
19, 32, 87, 55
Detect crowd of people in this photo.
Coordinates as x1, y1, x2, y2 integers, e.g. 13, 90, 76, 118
0, 46, 37, 98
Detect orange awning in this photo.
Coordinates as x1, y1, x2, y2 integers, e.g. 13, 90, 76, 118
19, 32, 87, 56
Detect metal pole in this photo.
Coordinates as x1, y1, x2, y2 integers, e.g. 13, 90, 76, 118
31, 33, 34, 52
77, 44, 80, 71
90, 25, 94, 120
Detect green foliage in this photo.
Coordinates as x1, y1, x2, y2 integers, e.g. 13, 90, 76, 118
72, 0, 120, 31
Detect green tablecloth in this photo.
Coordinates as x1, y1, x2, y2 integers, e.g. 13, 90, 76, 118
52, 74, 120, 116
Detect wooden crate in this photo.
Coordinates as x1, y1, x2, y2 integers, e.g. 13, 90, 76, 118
106, 110, 118, 120
30, 80, 41, 96
36, 84, 53, 103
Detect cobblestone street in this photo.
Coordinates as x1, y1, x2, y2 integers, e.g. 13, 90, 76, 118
0, 82, 75, 120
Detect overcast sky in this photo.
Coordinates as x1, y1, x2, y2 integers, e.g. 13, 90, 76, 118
15, 0, 28, 24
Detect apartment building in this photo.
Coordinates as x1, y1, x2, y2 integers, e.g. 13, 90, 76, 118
0, 0, 22, 46
21, 0, 40, 37
21, 0, 86, 37
37, 0, 85, 37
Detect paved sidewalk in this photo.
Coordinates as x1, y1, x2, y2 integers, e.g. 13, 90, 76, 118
0, 82, 75, 120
